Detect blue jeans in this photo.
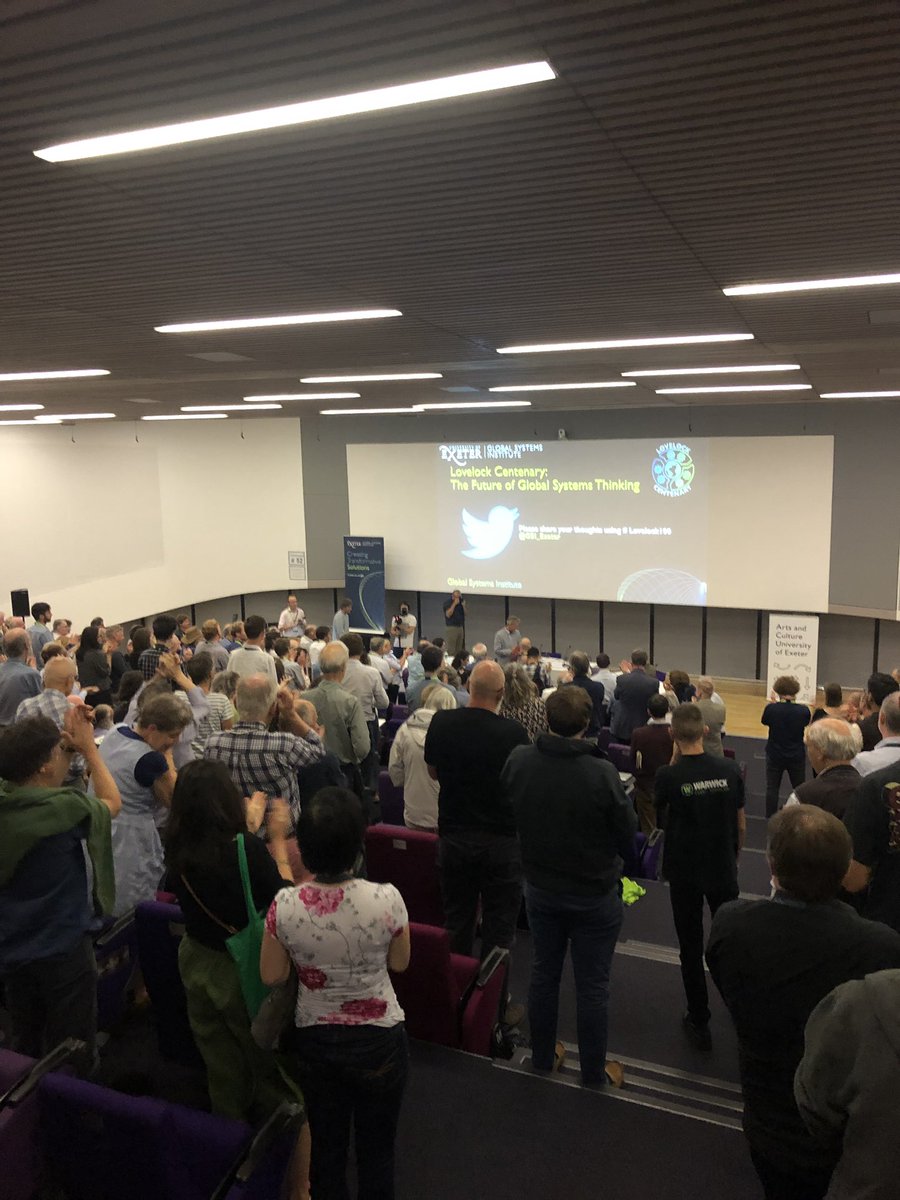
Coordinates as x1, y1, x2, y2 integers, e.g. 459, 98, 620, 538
525, 883, 623, 1085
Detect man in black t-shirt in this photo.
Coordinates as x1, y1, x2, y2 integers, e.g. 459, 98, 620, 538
843, 761, 900, 932
424, 660, 529, 961
707, 806, 900, 1200
857, 671, 899, 752
654, 703, 746, 1050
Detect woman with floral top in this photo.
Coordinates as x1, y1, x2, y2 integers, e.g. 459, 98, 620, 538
499, 663, 549, 743
261, 787, 411, 1200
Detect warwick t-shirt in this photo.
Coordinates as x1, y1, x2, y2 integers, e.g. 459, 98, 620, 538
654, 753, 745, 890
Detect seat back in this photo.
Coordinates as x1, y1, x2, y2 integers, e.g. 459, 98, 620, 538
376, 770, 405, 826
390, 704, 409, 723
0, 1049, 41, 1200
389, 924, 463, 1048
38, 1073, 248, 1200
607, 742, 635, 773
93, 909, 137, 1031
365, 825, 444, 927
134, 901, 202, 1067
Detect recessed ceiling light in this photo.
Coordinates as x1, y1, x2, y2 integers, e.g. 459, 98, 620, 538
724, 272, 900, 296
180, 403, 282, 412
243, 392, 361, 401
156, 310, 401, 334
186, 351, 255, 362
497, 333, 754, 354
141, 413, 229, 421
488, 382, 634, 392
0, 369, 109, 381
33, 412, 116, 421
34, 62, 556, 162
0, 403, 44, 412
622, 364, 802, 377
0, 419, 56, 426
414, 400, 531, 410
300, 372, 443, 382
819, 390, 900, 398
320, 407, 420, 416
654, 384, 813, 394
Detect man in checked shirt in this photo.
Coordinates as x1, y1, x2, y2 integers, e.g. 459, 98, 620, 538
203, 674, 324, 829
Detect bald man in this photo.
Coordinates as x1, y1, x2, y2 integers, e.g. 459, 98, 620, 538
0, 630, 42, 728
424, 659, 530, 970
294, 697, 346, 810
16, 656, 86, 784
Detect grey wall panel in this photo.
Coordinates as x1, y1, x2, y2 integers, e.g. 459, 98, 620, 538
194, 595, 242, 629
706, 608, 759, 679
878, 619, 900, 676
653, 604, 703, 676
816, 615, 876, 687
296, 589, 337, 631
460, 594, 507, 652
556, 600, 600, 659
301, 418, 348, 585
603, 602, 652, 663
243, 590, 291, 624
419, 592, 448, 643
512, 597, 552, 655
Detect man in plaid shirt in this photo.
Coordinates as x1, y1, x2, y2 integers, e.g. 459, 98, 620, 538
204, 674, 324, 825
15, 656, 85, 785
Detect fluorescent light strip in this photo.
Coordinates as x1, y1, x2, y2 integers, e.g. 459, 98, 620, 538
33, 412, 115, 421
0, 419, 57, 426
156, 310, 400, 334
497, 333, 754, 354
141, 413, 229, 421
655, 384, 813, 395
488, 382, 634, 392
243, 392, 360, 401
180, 403, 282, 412
34, 62, 556, 162
819, 390, 900, 398
300, 373, 442, 383
321, 407, 420, 416
622, 364, 801, 377
0, 404, 44, 412
0, 369, 109, 381
415, 400, 531, 410
724, 272, 900, 296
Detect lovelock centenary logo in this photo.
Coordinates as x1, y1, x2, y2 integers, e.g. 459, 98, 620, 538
652, 442, 695, 498
461, 505, 520, 559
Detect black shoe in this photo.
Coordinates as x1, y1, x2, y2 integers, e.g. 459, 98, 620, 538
682, 1012, 712, 1051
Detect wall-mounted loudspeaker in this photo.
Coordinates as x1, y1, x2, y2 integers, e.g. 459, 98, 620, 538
10, 589, 30, 618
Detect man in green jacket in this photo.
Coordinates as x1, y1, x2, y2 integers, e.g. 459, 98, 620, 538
0, 707, 121, 1074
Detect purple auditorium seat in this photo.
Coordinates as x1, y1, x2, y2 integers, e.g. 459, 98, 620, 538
365, 825, 444, 927
597, 728, 612, 752
632, 828, 664, 881
607, 742, 635, 774
389, 924, 507, 1057
376, 770, 406, 826
93, 908, 137, 1031
134, 901, 202, 1067
0, 1040, 82, 1200
38, 1073, 251, 1200
390, 704, 409, 723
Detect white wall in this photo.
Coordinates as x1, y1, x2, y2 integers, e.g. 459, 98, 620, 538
0, 418, 306, 627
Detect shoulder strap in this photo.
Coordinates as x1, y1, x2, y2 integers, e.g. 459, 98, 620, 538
236, 833, 258, 923
181, 873, 238, 935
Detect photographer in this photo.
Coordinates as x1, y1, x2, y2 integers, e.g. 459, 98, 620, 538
391, 602, 417, 652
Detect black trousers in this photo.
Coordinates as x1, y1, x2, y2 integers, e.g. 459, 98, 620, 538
765, 757, 806, 817
2, 935, 97, 1075
750, 1149, 832, 1200
439, 830, 523, 959
668, 879, 738, 1025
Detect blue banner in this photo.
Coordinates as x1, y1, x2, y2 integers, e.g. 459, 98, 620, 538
343, 536, 385, 633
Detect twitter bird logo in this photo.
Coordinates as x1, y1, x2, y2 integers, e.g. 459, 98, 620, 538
461, 506, 520, 559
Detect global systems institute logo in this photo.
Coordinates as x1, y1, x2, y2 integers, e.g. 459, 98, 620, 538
651, 442, 695, 498
461, 506, 520, 559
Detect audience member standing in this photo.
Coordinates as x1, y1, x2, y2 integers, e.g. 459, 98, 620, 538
794, 968, 900, 1200
331, 598, 352, 643
138, 615, 180, 680
441, 590, 467, 657
707, 806, 900, 1200
843, 758, 900, 932
787, 719, 862, 818
300, 642, 370, 797
761, 675, 811, 816
493, 616, 522, 667
341, 633, 389, 791
16, 656, 86, 786
196, 620, 230, 672
389, 685, 456, 832
591, 653, 618, 711
610, 649, 659, 743
0, 709, 121, 1075
857, 672, 900, 751
261, 788, 410, 1200
424, 660, 529, 965
503, 687, 636, 1087
567, 652, 606, 737
226, 614, 277, 685
694, 676, 726, 756
499, 664, 548, 742
75, 624, 114, 707
186, 653, 235, 757
851, 693, 900, 776
405, 646, 447, 713
630, 693, 673, 833
391, 602, 417, 652
28, 602, 54, 661
654, 703, 746, 1050
0, 630, 42, 728
810, 681, 845, 722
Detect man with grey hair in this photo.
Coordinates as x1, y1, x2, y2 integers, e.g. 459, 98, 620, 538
204, 674, 324, 824
0, 630, 42, 727
300, 641, 370, 795
694, 676, 726, 757
471, 643, 488, 663
787, 718, 863, 819
493, 616, 522, 667
852, 693, 900, 777
15, 656, 86, 785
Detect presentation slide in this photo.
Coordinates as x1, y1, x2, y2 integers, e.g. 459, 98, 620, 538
347, 435, 834, 611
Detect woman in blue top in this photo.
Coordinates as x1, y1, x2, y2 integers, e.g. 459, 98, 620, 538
761, 675, 811, 816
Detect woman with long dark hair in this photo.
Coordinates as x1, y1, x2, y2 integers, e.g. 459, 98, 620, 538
127, 625, 151, 671
75, 624, 113, 707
